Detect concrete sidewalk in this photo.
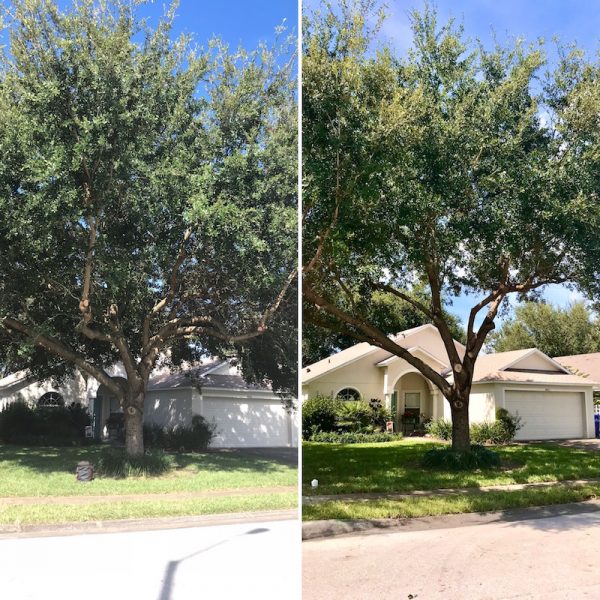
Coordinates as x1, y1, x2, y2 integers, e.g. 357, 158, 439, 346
303, 476, 600, 504
0, 485, 296, 506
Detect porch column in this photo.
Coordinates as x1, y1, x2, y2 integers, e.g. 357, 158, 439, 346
383, 367, 389, 398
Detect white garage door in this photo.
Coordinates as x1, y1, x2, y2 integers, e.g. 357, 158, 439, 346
203, 397, 291, 447
505, 390, 585, 440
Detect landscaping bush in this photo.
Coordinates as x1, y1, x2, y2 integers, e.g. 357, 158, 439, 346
302, 395, 340, 438
422, 444, 502, 470
143, 415, 217, 452
309, 431, 403, 443
96, 447, 173, 477
425, 417, 452, 441
0, 401, 92, 445
424, 411, 522, 445
495, 408, 523, 442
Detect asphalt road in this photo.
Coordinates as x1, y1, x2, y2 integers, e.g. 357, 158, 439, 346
303, 507, 600, 599
0, 518, 300, 600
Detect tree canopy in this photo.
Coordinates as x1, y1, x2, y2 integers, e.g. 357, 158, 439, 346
302, 0, 600, 450
0, 0, 297, 454
488, 301, 600, 357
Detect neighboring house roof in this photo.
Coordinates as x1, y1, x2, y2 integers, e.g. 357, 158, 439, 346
302, 324, 465, 383
471, 348, 573, 383
554, 353, 600, 388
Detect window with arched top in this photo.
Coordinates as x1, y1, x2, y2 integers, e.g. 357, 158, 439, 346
38, 392, 64, 407
336, 387, 361, 402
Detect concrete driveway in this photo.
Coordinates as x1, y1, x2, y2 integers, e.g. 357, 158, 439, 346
303, 503, 600, 599
522, 438, 600, 452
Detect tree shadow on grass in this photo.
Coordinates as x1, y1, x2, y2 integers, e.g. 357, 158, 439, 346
302, 442, 600, 496
0, 443, 297, 477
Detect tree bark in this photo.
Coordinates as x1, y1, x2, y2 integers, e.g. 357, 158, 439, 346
123, 391, 145, 457
449, 389, 471, 452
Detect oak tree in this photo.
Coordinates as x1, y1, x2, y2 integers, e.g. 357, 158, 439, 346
0, 0, 297, 455
303, 1, 600, 451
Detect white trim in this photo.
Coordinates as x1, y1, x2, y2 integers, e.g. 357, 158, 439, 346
473, 379, 594, 389
500, 348, 571, 374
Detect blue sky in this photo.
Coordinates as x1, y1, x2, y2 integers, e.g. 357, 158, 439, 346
379, 1, 600, 326
138, 1, 298, 49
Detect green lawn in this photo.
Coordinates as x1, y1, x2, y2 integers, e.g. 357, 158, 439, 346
303, 484, 600, 521
303, 439, 600, 496
0, 493, 297, 525
0, 445, 296, 497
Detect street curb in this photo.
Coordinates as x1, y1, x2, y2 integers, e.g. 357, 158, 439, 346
302, 499, 600, 540
0, 509, 298, 539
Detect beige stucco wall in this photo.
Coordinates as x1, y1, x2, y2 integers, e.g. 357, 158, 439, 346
468, 384, 497, 422
303, 347, 389, 401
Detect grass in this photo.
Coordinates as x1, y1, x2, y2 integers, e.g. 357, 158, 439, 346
303, 439, 600, 496
0, 444, 296, 497
303, 485, 600, 521
1, 492, 297, 525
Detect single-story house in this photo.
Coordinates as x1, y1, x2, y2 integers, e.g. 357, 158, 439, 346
301, 324, 598, 440
0, 359, 298, 448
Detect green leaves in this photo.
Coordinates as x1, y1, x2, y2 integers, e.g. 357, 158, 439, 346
0, 0, 297, 393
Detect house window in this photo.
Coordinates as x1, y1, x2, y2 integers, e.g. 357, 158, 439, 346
404, 392, 421, 411
336, 388, 361, 402
38, 392, 64, 407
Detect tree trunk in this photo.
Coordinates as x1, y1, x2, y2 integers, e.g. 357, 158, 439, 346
449, 389, 470, 452
123, 391, 145, 456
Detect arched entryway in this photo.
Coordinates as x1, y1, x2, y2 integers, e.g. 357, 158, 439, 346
390, 371, 436, 434
92, 377, 126, 440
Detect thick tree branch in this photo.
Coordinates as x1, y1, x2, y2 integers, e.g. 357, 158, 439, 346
1, 316, 123, 398
142, 227, 192, 347
425, 260, 462, 369
372, 282, 434, 319
304, 283, 452, 396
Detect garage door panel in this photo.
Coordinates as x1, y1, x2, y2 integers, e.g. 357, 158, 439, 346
505, 390, 585, 440
202, 398, 289, 447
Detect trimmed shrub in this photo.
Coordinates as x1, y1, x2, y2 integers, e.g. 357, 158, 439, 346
422, 445, 502, 470
495, 408, 523, 443
302, 395, 340, 438
425, 418, 452, 441
143, 415, 217, 452
96, 447, 173, 477
0, 401, 91, 445
309, 431, 403, 444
